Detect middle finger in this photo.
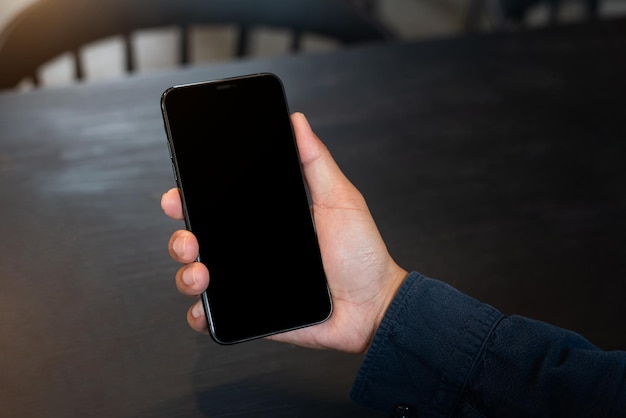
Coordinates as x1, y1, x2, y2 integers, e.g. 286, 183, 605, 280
168, 229, 199, 263
175, 262, 209, 296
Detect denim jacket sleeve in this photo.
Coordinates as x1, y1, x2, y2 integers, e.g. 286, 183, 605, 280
350, 271, 626, 417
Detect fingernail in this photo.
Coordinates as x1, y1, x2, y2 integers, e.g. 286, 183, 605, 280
191, 302, 204, 318
173, 235, 185, 257
298, 112, 311, 128
182, 267, 195, 286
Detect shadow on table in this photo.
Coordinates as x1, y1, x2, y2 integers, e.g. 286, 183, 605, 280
190, 333, 383, 418
193, 374, 379, 417
137, 334, 383, 417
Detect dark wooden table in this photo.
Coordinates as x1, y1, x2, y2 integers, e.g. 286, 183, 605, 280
1, 17, 625, 418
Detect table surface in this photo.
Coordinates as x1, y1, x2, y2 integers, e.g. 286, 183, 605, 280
1, 17, 625, 418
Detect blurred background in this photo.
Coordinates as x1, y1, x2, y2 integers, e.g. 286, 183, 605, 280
1, 0, 625, 90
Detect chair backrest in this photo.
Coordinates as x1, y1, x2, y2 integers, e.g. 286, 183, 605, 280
464, 0, 599, 31
0, 0, 395, 90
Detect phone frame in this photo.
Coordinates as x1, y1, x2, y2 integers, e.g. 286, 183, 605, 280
160, 73, 332, 344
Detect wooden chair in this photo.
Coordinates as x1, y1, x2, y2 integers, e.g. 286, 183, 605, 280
0, 0, 395, 90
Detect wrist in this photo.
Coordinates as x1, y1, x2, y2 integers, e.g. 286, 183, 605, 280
370, 265, 409, 346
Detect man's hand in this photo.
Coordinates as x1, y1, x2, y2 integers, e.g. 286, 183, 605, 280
162, 112, 407, 353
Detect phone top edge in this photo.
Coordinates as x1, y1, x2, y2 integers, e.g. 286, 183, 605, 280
161, 72, 281, 94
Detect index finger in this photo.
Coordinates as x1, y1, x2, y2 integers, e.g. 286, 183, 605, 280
161, 188, 184, 220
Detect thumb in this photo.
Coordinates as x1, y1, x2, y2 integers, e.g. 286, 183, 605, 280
291, 112, 352, 204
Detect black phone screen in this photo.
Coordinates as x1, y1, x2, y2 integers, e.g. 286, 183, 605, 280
161, 73, 332, 344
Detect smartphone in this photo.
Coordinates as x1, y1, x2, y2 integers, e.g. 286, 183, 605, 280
161, 73, 332, 344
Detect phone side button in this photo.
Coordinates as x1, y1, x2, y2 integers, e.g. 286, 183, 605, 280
171, 162, 177, 181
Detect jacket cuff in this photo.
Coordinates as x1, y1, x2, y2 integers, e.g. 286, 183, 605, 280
350, 271, 503, 416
